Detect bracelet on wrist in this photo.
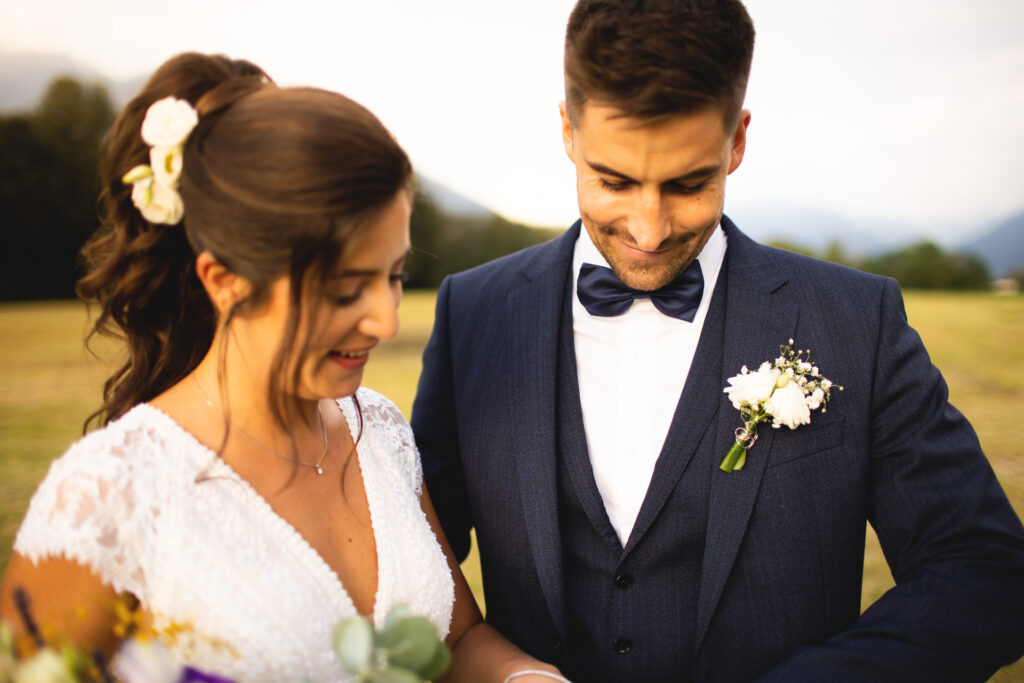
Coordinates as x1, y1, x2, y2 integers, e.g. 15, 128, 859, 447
504, 670, 571, 683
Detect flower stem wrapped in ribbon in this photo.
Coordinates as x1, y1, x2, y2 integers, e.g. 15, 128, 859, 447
720, 340, 842, 473
121, 96, 199, 225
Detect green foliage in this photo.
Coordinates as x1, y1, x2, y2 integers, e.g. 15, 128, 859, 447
406, 186, 559, 289
333, 605, 450, 682
0, 77, 115, 301
860, 241, 990, 290
771, 238, 992, 291
764, 239, 817, 258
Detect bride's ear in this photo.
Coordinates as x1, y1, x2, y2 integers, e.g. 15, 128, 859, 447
195, 251, 251, 316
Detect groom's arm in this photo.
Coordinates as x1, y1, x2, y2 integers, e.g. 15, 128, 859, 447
759, 278, 1024, 681
412, 276, 474, 562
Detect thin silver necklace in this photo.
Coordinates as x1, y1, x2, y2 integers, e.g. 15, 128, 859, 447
191, 372, 329, 475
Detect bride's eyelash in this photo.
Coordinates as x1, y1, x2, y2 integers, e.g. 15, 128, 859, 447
333, 272, 407, 306
333, 291, 361, 306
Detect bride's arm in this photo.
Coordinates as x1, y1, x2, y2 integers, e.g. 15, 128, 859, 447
420, 487, 568, 683
1, 553, 123, 657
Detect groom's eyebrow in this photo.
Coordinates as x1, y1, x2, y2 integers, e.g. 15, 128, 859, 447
587, 160, 721, 184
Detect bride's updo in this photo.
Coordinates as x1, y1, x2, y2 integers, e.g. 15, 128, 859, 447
78, 52, 413, 429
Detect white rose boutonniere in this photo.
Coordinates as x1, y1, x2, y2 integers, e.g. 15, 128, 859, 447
720, 340, 842, 473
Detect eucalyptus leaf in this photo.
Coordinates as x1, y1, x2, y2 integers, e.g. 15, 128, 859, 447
383, 604, 415, 630
418, 640, 452, 680
365, 665, 423, 683
379, 617, 440, 672
333, 616, 375, 674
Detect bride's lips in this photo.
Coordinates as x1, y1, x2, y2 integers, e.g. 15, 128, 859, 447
327, 346, 373, 370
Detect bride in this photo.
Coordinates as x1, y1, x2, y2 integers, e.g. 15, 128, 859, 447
0, 52, 565, 682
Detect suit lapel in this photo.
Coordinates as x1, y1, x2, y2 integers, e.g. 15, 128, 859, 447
694, 218, 800, 648
506, 224, 581, 636
621, 259, 728, 558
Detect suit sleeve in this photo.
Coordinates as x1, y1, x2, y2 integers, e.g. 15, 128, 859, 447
411, 276, 474, 562
760, 278, 1024, 682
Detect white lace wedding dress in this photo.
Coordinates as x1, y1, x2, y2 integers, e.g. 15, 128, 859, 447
14, 388, 454, 682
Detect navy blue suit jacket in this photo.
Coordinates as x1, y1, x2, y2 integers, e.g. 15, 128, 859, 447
411, 218, 1024, 680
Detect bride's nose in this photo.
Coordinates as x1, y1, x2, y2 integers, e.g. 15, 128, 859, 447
357, 279, 400, 340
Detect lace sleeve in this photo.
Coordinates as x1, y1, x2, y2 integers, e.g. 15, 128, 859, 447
13, 424, 159, 598
354, 388, 424, 496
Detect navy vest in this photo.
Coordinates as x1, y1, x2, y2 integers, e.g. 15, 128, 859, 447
555, 269, 721, 682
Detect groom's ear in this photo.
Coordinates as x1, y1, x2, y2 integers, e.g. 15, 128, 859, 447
194, 251, 251, 316
559, 101, 575, 159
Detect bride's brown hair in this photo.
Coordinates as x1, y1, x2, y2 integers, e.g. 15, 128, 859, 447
77, 52, 412, 431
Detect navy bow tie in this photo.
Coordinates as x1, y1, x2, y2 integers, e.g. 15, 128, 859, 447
577, 260, 704, 322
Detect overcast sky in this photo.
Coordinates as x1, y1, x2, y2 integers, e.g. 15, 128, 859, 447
3, 0, 1023, 240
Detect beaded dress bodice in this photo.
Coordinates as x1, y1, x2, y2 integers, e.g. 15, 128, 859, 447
15, 388, 454, 681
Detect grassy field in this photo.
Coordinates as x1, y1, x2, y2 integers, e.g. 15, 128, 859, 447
1, 291, 1022, 679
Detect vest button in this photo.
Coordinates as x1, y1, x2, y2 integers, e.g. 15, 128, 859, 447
613, 637, 633, 654
614, 572, 633, 589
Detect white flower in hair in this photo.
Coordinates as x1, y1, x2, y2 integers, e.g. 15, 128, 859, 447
140, 178, 185, 225
150, 145, 184, 187
125, 168, 185, 225
140, 96, 199, 148
122, 96, 198, 225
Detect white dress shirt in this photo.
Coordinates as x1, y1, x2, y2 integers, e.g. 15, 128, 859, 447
572, 224, 727, 546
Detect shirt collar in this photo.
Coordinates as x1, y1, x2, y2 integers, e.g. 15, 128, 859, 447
573, 221, 727, 284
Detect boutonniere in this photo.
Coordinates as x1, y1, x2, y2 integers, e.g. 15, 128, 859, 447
720, 340, 842, 473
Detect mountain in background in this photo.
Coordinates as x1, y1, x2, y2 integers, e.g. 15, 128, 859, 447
964, 212, 1024, 278
726, 204, 924, 257
3, 50, 1022, 279
0, 50, 144, 112
416, 175, 492, 219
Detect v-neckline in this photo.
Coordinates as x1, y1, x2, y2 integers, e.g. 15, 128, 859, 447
136, 399, 384, 623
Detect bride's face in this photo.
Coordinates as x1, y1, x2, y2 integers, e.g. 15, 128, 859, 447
238, 192, 412, 402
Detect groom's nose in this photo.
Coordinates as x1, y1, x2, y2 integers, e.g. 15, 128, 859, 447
626, 188, 671, 251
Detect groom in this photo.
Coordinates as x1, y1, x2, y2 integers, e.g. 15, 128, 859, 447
412, 0, 1024, 680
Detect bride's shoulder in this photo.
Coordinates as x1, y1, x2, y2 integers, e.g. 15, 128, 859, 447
339, 388, 422, 491
39, 403, 197, 495
14, 404, 176, 579
61, 403, 184, 463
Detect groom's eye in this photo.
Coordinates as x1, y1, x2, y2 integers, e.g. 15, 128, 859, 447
599, 177, 632, 192
664, 181, 706, 195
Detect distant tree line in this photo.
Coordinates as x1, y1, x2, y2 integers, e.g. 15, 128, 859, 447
0, 76, 1008, 301
0, 77, 114, 300
0, 76, 558, 301
767, 239, 994, 290
404, 190, 559, 289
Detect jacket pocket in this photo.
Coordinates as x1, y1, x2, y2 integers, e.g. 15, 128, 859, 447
765, 417, 845, 468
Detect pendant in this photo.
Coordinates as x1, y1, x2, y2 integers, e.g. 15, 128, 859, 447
315, 465, 324, 475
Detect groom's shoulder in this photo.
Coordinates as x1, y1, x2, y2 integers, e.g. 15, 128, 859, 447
446, 227, 571, 291
740, 231, 891, 296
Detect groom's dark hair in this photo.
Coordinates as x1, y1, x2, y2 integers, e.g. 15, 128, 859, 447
564, 0, 755, 128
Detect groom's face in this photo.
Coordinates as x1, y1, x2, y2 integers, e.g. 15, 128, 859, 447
561, 102, 750, 291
